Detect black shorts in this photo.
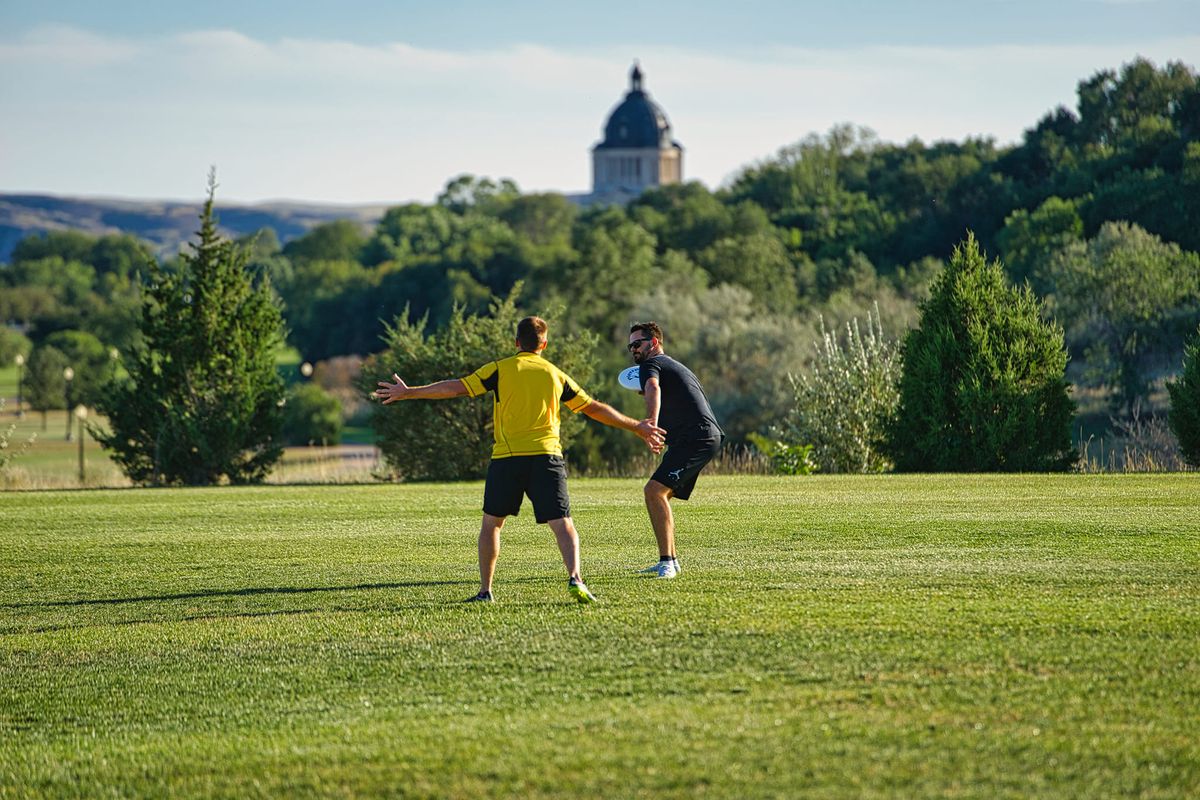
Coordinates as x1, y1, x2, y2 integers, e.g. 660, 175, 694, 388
651, 436, 723, 500
483, 454, 571, 523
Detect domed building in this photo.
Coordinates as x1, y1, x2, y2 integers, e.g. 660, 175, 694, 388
591, 63, 683, 200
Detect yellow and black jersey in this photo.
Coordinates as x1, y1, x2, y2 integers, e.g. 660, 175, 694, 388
461, 351, 592, 459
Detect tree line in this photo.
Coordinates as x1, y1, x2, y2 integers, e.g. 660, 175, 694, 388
2, 58, 1199, 481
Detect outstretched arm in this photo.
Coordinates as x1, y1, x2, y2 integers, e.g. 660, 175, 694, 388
374, 374, 469, 404
581, 400, 665, 452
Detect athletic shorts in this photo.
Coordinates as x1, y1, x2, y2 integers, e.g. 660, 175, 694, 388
652, 436, 723, 500
483, 454, 571, 523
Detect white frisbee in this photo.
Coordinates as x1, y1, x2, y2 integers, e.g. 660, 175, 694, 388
618, 366, 641, 391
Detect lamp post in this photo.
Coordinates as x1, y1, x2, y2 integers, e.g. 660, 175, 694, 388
63, 366, 75, 441
13, 353, 25, 418
75, 405, 88, 484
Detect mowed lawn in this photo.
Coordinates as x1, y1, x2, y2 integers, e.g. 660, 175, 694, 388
1, 475, 1198, 799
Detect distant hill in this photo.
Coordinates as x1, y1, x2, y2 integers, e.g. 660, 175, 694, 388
0, 193, 388, 262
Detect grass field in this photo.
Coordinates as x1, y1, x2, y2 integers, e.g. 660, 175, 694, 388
2, 475, 1198, 798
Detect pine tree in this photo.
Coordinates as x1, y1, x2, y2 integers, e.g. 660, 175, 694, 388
1167, 326, 1200, 468
96, 173, 285, 484
885, 233, 1076, 472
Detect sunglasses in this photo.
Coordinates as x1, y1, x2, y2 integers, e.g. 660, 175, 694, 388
627, 338, 653, 351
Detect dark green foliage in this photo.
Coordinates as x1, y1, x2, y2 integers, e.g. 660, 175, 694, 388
95, 179, 286, 485
281, 383, 343, 446
436, 174, 520, 215
23, 345, 69, 413
42, 329, 113, 406
996, 196, 1083, 292
886, 234, 1075, 472
1, 230, 147, 351
1167, 326, 1200, 467
1046, 221, 1200, 413
696, 231, 798, 313
5, 58, 1198, 457
10, 230, 95, 266
746, 433, 818, 475
282, 220, 368, 265
0, 328, 31, 364
367, 291, 597, 481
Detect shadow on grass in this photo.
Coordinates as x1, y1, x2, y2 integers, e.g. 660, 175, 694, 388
3, 579, 476, 609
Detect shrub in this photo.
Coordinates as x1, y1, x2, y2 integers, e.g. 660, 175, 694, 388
367, 290, 597, 481
282, 383, 343, 446
746, 433, 818, 475
1167, 325, 1200, 467
782, 305, 900, 473
885, 234, 1076, 472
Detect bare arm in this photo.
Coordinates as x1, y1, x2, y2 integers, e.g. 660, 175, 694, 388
582, 400, 665, 452
374, 374, 469, 404
642, 376, 662, 426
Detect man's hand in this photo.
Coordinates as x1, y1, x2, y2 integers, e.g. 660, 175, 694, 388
635, 418, 666, 454
374, 373, 411, 404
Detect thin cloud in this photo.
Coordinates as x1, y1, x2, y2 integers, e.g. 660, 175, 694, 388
1, 26, 1196, 202
0, 24, 138, 66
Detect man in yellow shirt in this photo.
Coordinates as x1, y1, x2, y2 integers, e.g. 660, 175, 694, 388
375, 316, 664, 604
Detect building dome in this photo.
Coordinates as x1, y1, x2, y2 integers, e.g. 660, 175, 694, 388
595, 63, 675, 150
588, 62, 683, 200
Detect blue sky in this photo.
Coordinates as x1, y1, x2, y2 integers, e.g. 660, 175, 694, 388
2, 1, 1198, 204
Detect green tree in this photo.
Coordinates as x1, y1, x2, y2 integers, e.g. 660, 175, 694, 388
278, 258, 372, 356
995, 196, 1083, 292
545, 207, 656, 334
1046, 221, 1200, 414
282, 220, 368, 265
367, 291, 597, 481
95, 176, 286, 485
281, 383, 343, 446
885, 234, 1075, 472
10, 230, 95, 266
361, 203, 460, 267
437, 174, 520, 215
89, 234, 155, 283
42, 330, 111, 407
1167, 325, 1200, 467
0, 328, 32, 365
23, 345, 69, 429
697, 232, 799, 313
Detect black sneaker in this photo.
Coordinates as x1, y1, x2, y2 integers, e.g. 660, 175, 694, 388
465, 591, 494, 603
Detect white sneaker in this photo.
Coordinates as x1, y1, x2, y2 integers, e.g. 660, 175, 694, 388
640, 560, 678, 579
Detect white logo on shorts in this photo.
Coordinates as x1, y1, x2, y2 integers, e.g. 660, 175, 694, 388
668, 468, 684, 481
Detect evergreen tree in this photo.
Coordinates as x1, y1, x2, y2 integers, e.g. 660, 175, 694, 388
885, 234, 1075, 472
1167, 326, 1200, 468
96, 174, 286, 485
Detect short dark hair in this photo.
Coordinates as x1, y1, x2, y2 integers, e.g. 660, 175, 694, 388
517, 316, 548, 351
630, 321, 662, 343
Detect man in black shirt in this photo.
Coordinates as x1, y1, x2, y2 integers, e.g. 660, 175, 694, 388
628, 321, 724, 578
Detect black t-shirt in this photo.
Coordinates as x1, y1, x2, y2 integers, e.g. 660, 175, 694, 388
639, 354, 723, 444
